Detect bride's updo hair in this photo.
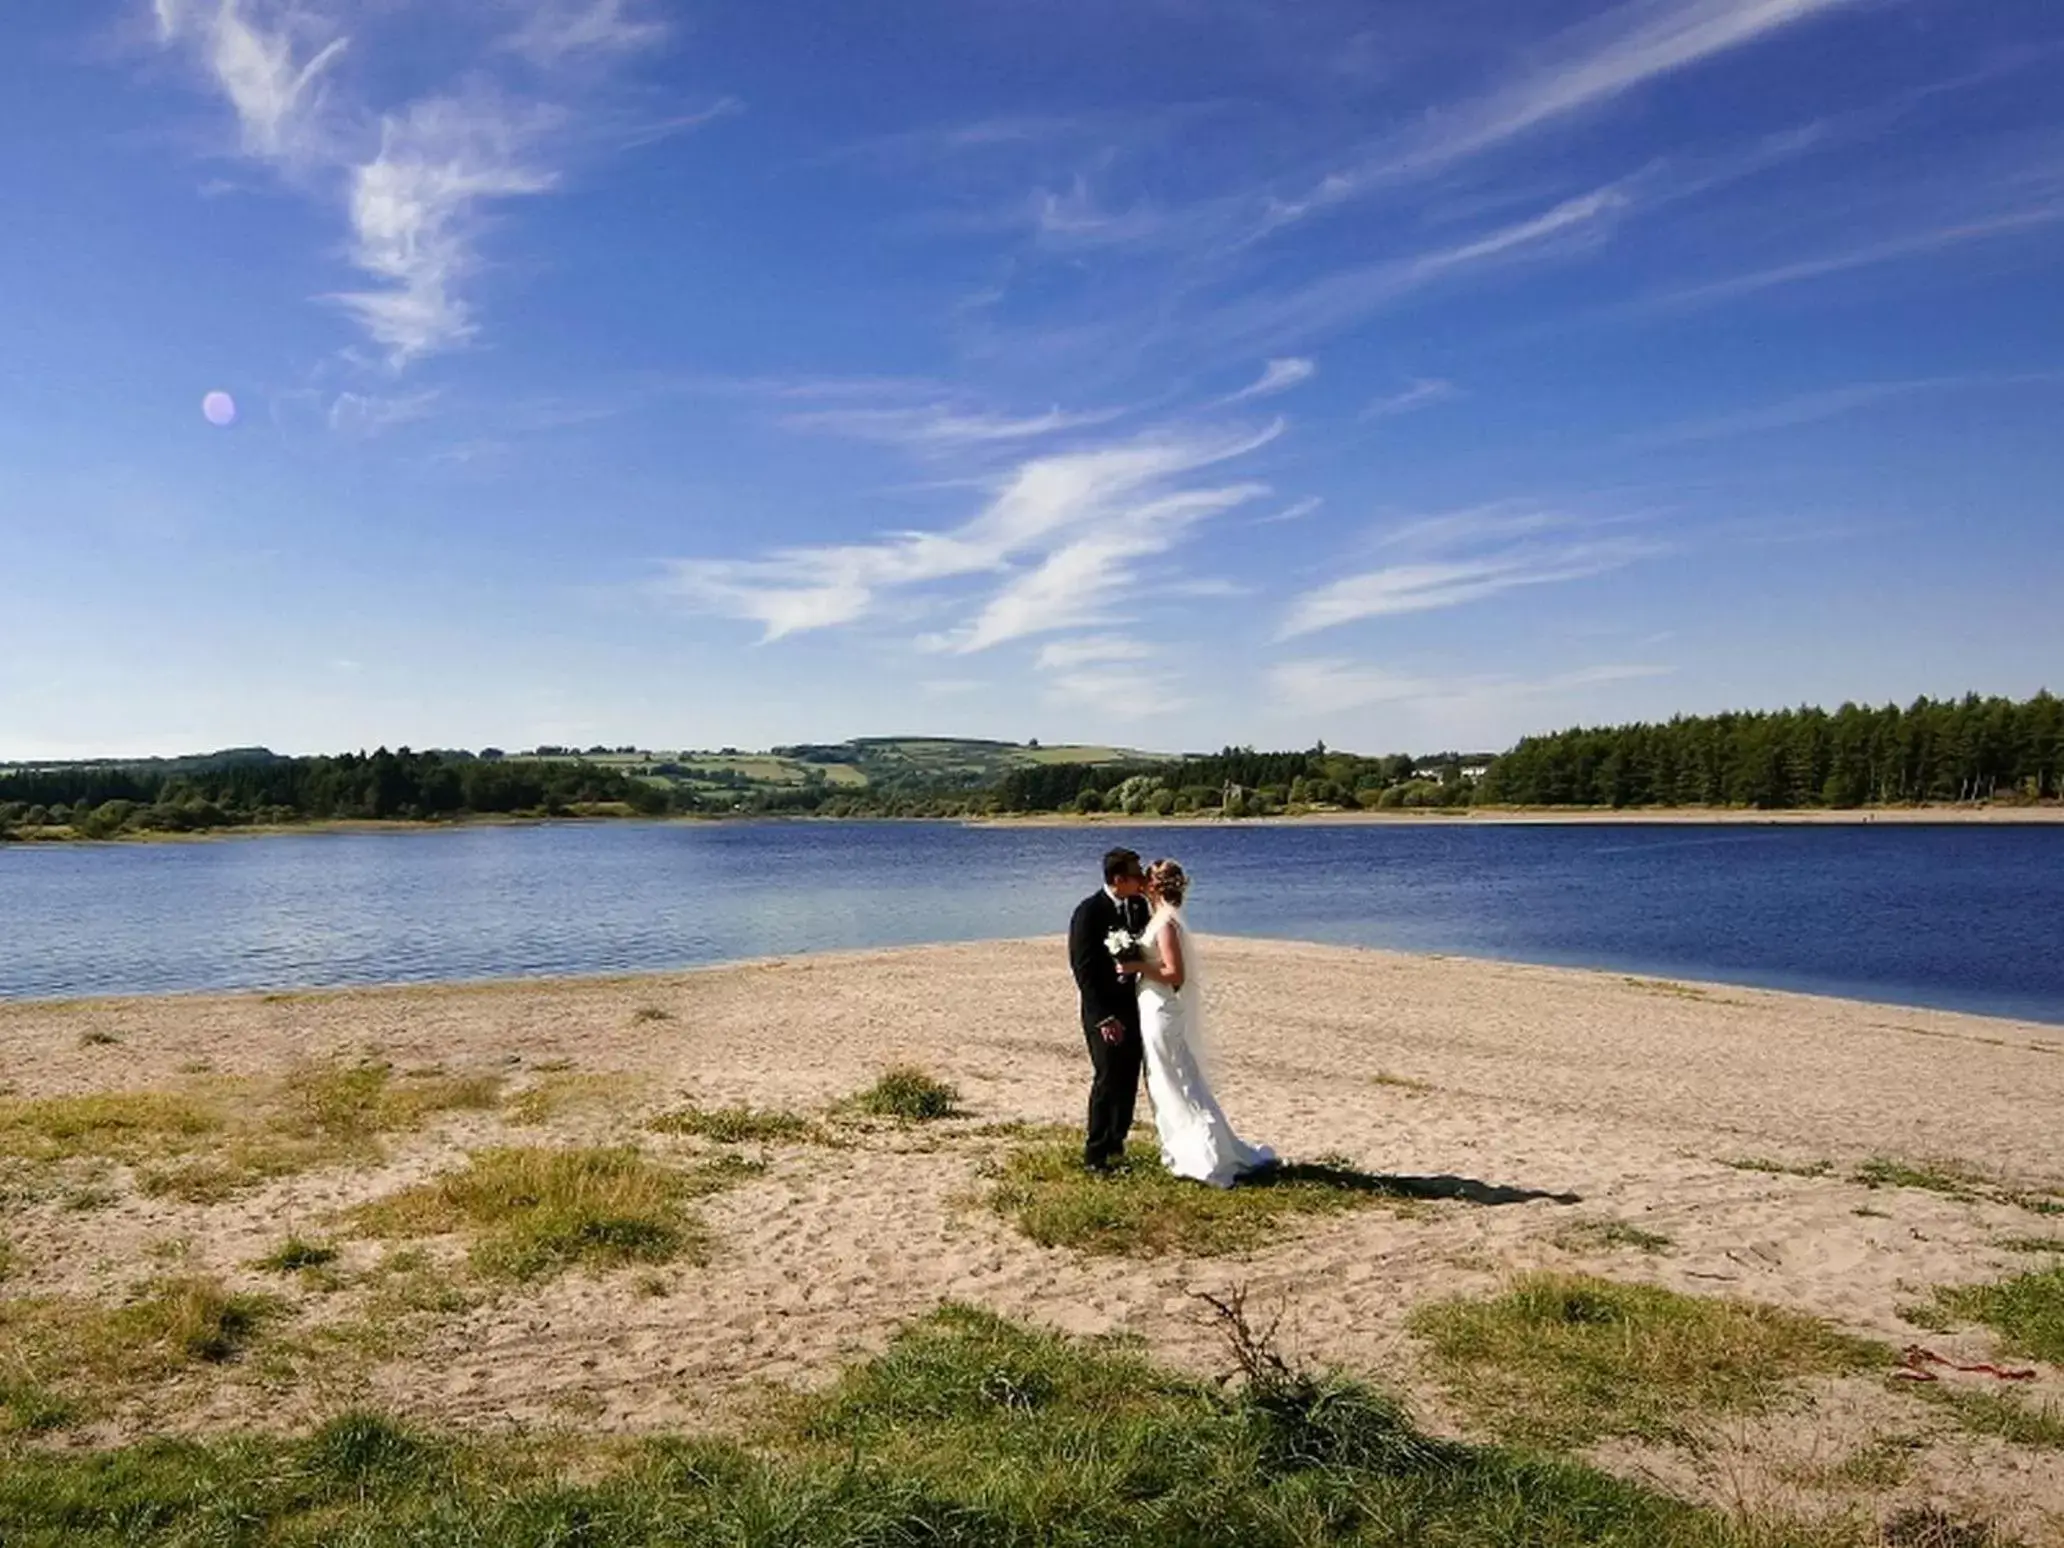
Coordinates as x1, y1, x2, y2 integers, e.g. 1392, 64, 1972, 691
1145, 859, 1188, 907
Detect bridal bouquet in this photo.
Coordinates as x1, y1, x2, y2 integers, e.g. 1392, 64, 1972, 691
1105, 928, 1142, 963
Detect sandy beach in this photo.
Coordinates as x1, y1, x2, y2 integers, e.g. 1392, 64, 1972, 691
4, 941, 2061, 1536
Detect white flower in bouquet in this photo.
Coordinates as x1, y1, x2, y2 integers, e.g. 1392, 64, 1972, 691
1105, 928, 1140, 960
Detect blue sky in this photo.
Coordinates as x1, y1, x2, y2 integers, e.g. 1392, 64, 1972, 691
3, 0, 2061, 759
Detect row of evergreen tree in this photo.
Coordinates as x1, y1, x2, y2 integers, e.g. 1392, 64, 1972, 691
1481, 693, 2064, 809
0, 749, 666, 837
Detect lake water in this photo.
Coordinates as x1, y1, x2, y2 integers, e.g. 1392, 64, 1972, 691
2, 821, 2060, 1023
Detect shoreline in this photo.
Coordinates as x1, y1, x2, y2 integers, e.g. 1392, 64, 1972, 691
6, 801, 2064, 849
6, 935, 2059, 1032
971, 803, 2064, 828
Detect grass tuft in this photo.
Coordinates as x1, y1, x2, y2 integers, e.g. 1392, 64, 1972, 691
1552, 1218, 1674, 1255
0, 1275, 277, 1433
1723, 1156, 1832, 1179
1881, 1505, 2020, 1548
0, 1091, 221, 1164
986, 1140, 1404, 1257
1928, 1265, 2064, 1363
1852, 1157, 1989, 1199
1914, 1384, 2064, 1451
281, 1058, 503, 1141
501, 1073, 631, 1126
3, 1063, 502, 1204
648, 1103, 819, 1145
847, 1066, 962, 1122
1409, 1272, 1887, 1449
351, 1146, 728, 1281
1996, 1235, 2064, 1255
631, 1006, 673, 1023
255, 1236, 339, 1273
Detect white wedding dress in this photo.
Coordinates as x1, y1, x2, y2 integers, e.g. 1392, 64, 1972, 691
1136, 907, 1276, 1188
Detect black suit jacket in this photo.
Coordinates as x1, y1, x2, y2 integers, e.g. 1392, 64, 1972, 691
1070, 890, 1146, 1033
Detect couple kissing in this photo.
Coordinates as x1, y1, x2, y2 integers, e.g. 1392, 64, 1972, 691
1068, 847, 1276, 1187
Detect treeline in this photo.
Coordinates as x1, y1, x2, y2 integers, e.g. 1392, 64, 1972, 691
994, 747, 1477, 817
0, 749, 667, 839
1482, 693, 2064, 809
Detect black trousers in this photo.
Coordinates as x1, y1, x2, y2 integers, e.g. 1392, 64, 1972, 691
1082, 1015, 1142, 1166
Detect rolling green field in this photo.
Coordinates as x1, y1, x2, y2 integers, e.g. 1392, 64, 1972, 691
506, 738, 1161, 805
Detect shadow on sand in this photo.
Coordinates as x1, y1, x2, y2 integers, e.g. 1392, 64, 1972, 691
1245, 1160, 1581, 1208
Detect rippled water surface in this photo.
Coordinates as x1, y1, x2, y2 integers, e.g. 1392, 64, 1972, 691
3, 821, 2060, 1022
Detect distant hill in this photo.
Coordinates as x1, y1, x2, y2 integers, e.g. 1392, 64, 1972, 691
0, 746, 282, 779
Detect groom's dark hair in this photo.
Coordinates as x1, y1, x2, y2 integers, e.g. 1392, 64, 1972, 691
1103, 847, 1143, 884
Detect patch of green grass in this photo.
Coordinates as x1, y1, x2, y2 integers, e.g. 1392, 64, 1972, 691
0, 1275, 279, 1433
1928, 1266, 2064, 1363
1914, 1384, 2064, 1450
1370, 1071, 1435, 1092
648, 1103, 819, 1144
0, 1091, 222, 1164
986, 1140, 1405, 1257
501, 1072, 632, 1126
3, 1064, 503, 1204
1723, 1156, 1832, 1179
280, 1058, 503, 1141
1409, 1272, 1888, 1449
630, 1005, 672, 1023
78, 1029, 121, 1047
846, 1066, 962, 1122
1852, 1157, 1989, 1199
1895, 1302, 1957, 1334
1783, 1432, 1922, 1492
1552, 1218, 1674, 1255
255, 1236, 338, 1273
0, 1304, 1883, 1546
351, 1146, 730, 1281
1879, 1506, 2020, 1548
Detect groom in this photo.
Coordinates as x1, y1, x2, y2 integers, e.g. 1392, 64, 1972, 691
1069, 847, 1149, 1173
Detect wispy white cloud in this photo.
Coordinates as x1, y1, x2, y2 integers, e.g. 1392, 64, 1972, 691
1036, 637, 1158, 671
1363, 379, 1459, 420
502, 0, 667, 66
151, 0, 689, 366
1257, 496, 1322, 526
1261, 0, 1863, 233
781, 402, 1127, 450
1211, 186, 1630, 355
1634, 372, 2064, 447
326, 387, 443, 435
1028, 177, 1171, 250
1642, 201, 2064, 311
1270, 658, 1673, 715
659, 421, 1279, 647
1036, 636, 1184, 712
1217, 357, 1316, 406
333, 95, 560, 364
1279, 505, 1658, 639
154, 0, 348, 163
944, 482, 1266, 653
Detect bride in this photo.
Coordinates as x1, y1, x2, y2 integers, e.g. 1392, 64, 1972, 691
1126, 859, 1277, 1189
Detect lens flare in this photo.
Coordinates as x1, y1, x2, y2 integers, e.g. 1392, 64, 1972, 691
201, 391, 238, 427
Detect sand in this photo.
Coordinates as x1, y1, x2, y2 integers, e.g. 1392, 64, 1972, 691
4, 940, 2061, 1534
